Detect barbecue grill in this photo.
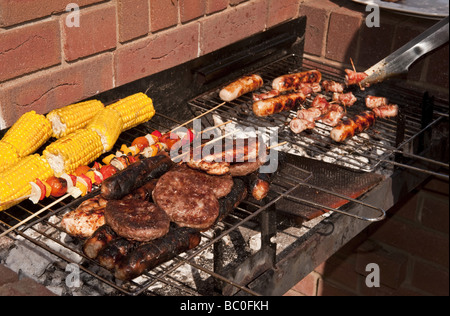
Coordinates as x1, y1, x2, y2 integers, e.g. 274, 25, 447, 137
0, 16, 448, 296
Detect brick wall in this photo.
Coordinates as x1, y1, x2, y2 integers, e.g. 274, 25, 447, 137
286, 177, 449, 296
1, 0, 447, 129
0, 0, 302, 129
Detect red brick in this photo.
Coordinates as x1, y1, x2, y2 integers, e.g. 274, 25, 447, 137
299, 0, 340, 57
283, 289, 304, 296
118, 0, 150, 43
206, 0, 228, 15
267, 0, 300, 28
0, 0, 107, 27
180, 0, 206, 23
355, 240, 408, 289
115, 23, 199, 87
317, 279, 356, 296
423, 178, 450, 196
425, 43, 449, 89
357, 15, 397, 69
200, 0, 267, 55
317, 255, 360, 291
325, 6, 364, 64
0, 20, 60, 83
0, 277, 56, 296
150, 0, 178, 32
63, 4, 117, 61
0, 265, 19, 287
389, 190, 420, 222
0, 53, 114, 128
359, 279, 424, 296
420, 191, 449, 234
230, 0, 248, 6
411, 260, 449, 296
291, 272, 319, 296
369, 217, 449, 268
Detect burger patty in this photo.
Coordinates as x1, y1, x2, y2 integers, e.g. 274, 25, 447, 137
105, 199, 170, 242
152, 164, 233, 230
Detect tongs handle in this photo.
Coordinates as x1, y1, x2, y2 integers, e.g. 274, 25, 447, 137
361, 16, 449, 86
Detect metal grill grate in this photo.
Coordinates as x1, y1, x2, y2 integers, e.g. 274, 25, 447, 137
1, 54, 447, 296
188, 55, 448, 176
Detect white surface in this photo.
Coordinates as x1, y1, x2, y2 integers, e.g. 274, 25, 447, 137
353, 0, 449, 19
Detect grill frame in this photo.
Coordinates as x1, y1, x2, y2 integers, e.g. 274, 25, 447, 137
1, 16, 448, 296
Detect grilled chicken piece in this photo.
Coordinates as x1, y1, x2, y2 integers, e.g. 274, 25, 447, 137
61, 196, 107, 238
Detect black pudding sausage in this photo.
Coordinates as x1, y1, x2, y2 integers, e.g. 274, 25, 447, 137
114, 227, 201, 281
97, 238, 137, 271
101, 154, 173, 200
215, 178, 247, 224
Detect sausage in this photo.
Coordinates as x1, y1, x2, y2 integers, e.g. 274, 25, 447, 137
241, 172, 271, 201
253, 89, 280, 101
330, 111, 376, 142
219, 74, 264, 102
272, 70, 322, 92
215, 178, 247, 224
97, 238, 137, 270
82, 225, 118, 259
122, 179, 158, 201
114, 227, 201, 281
253, 92, 306, 117
101, 154, 173, 200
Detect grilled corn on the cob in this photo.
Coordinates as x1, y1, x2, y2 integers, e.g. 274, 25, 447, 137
0, 154, 54, 211
86, 108, 124, 152
43, 129, 104, 176
0, 141, 20, 173
47, 100, 104, 138
1, 111, 52, 157
107, 93, 155, 131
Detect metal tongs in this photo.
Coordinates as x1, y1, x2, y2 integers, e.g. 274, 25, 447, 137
360, 16, 449, 86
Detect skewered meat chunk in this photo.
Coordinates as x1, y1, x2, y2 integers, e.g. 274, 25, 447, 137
297, 107, 322, 122
332, 92, 357, 107
344, 69, 368, 86
290, 117, 315, 134
365, 95, 389, 109
321, 104, 344, 126
322, 80, 345, 93
372, 104, 399, 118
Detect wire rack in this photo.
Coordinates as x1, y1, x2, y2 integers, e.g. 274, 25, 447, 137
188, 55, 449, 178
